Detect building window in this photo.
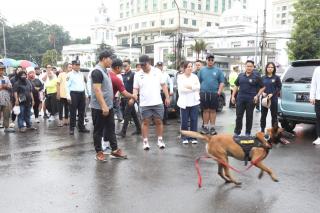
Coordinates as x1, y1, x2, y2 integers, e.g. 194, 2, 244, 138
184, 18, 188, 24
145, 45, 154, 54
207, 22, 212, 27
138, 37, 142, 43
268, 42, 276, 49
126, 2, 129, 8
120, 13, 123, 18
247, 40, 255, 47
192, 20, 197, 26
222, 0, 226, 12
163, 3, 167, 9
187, 48, 193, 57
183, 1, 187, 8
214, 0, 219, 13
198, 4, 201, 10
282, 6, 287, 11
118, 27, 122, 32
231, 41, 241, 48
206, 0, 210, 11
137, 6, 140, 13
145, 36, 148, 40
126, 11, 129, 17
135, 23, 139, 29
228, 0, 231, 9
282, 13, 286, 18
150, 21, 155, 27
172, 1, 176, 8
161, 20, 165, 26
145, 0, 148, 10
122, 38, 128, 45
276, 14, 280, 18
281, 20, 286, 25
191, 3, 195, 10
142, 22, 147, 28
153, 0, 157, 11
124, 26, 127, 31
170, 19, 174, 24
120, 4, 123, 10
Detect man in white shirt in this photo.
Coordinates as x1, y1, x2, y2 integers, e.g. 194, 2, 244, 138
133, 55, 170, 150
156, 61, 173, 125
310, 66, 320, 145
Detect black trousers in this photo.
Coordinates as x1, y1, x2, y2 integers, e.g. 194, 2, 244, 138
33, 94, 41, 118
70, 91, 85, 130
92, 108, 118, 153
161, 91, 168, 123
234, 99, 255, 135
120, 98, 141, 134
260, 99, 278, 132
46, 93, 58, 116
315, 100, 320, 137
58, 98, 69, 120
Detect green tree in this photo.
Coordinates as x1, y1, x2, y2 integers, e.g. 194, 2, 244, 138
190, 39, 207, 60
42, 49, 59, 67
69, 37, 91, 45
288, 0, 320, 60
0, 20, 71, 65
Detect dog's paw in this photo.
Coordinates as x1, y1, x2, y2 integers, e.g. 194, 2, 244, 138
273, 178, 279, 182
234, 182, 242, 186
224, 180, 232, 184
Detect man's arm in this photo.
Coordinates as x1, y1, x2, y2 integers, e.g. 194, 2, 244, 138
161, 83, 170, 106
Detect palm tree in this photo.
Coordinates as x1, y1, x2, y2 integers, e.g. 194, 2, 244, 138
190, 39, 207, 60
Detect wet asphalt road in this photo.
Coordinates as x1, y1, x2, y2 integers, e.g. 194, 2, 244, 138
0, 105, 320, 213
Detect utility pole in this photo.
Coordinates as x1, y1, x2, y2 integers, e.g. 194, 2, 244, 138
254, 11, 259, 65
260, 0, 267, 69
173, 0, 181, 70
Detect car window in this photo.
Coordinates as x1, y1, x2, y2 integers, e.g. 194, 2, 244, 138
282, 66, 318, 83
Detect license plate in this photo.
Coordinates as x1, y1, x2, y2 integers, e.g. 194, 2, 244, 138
296, 93, 310, 102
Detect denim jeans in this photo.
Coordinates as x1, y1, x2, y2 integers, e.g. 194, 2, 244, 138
18, 104, 32, 128
180, 105, 199, 140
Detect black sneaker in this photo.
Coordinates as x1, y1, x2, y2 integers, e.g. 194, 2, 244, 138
200, 126, 209, 134
210, 127, 217, 135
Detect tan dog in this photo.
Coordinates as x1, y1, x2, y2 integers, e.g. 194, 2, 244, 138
181, 126, 292, 186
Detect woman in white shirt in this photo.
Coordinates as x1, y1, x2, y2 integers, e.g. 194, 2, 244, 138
177, 61, 200, 144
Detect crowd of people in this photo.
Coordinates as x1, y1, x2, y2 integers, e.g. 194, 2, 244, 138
1, 50, 314, 162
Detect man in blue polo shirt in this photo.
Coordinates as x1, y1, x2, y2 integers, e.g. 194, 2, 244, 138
198, 53, 224, 135
231, 60, 265, 136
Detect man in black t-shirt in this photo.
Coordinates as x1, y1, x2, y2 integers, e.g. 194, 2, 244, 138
27, 67, 43, 123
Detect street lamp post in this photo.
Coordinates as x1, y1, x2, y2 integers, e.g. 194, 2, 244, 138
173, 0, 182, 70
260, 0, 267, 69
0, 14, 7, 58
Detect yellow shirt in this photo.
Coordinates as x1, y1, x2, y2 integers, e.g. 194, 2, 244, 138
57, 72, 68, 98
45, 78, 58, 94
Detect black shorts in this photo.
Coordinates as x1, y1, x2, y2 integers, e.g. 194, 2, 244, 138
200, 92, 219, 110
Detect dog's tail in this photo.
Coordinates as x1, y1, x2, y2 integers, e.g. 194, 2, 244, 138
180, 130, 210, 143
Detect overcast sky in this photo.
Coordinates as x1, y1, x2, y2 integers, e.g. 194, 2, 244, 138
0, 0, 270, 39
0, 0, 118, 39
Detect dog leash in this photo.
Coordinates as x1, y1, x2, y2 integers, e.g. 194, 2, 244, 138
195, 155, 264, 188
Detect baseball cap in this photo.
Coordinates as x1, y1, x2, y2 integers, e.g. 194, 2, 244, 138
0, 62, 5, 69
156, 61, 163, 66
206, 53, 215, 59
72, 59, 81, 65
139, 55, 150, 65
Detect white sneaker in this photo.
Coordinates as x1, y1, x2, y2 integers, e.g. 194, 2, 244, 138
157, 140, 166, 149
182, 140, 189, 144
191, 140, 198, 144
143, 141, 150, 150
312, 138, 320, 145
9, 122, 15, 128
48, 116, 55, 122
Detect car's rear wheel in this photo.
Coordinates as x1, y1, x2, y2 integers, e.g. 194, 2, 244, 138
280, 120, 296, 132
